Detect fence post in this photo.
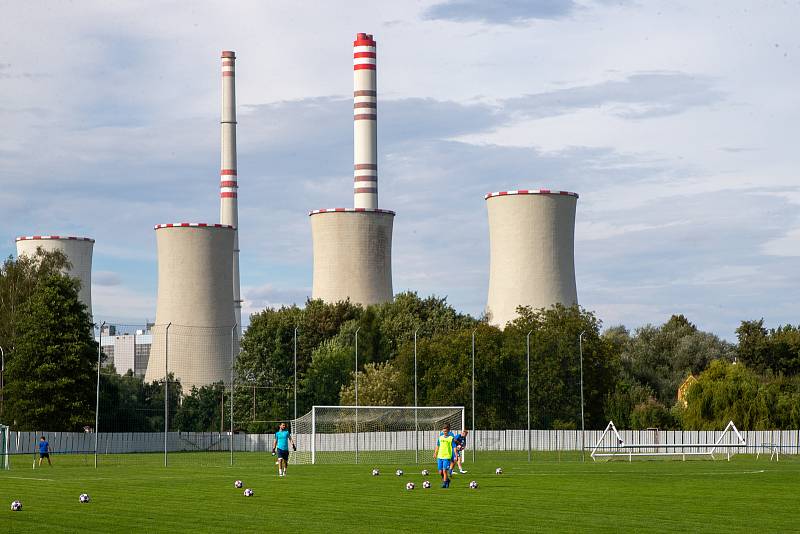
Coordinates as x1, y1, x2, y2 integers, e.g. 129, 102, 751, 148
354, 327, 360, 464
526, 330, 532, 463
414, 328, 418, 465
164, 323, 171, 467
471, 329, 476, 463
94, 321, 105, 469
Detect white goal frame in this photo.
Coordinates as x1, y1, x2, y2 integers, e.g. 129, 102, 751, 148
591, 420, 746, 461
296, 405, 465, 465
0, 424, 9, 470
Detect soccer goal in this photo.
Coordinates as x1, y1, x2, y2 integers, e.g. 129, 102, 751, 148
292, 406, 465, 465
591, 420, 747, 461
1, 424, 9, 470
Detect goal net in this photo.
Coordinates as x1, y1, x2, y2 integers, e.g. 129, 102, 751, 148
292, 406, 464, 465
1, 425, 8, 470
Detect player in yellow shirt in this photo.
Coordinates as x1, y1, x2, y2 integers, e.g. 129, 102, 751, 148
433, 423, 456, 488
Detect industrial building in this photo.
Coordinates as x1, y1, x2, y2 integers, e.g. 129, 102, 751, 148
96, 325, 152, 378
15, 235, 95, 317
144, 223, 236, 389
309, 33, 395, 306
485, 190, 579, 327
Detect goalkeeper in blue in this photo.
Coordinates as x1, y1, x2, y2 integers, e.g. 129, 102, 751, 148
434, 423, 456, 488
272, 422, 296, 477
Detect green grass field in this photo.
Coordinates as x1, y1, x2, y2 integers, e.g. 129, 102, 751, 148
2, 453, 799, 533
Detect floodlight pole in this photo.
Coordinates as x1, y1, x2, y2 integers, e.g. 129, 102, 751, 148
164, 323, 171, 468
355, 327, 360, 464
579, 330, 586, 463
294, 326, 298, 426
526, 330, 532, 463
94, 322, 105, 469
231, 323, 237, 467
0, 345, 5, 419
471, 328, 476, 463
414, 328, 419, 464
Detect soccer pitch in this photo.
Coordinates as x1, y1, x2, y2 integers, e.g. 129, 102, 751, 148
2, 453, 799, 532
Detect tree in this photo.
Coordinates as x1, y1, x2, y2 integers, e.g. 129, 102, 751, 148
737, 320, 800, 376
5, 274, 96, 430
174, 382, 225, 432
299, 335, 354, 409
0, 249, 70, 352
339, 361, 404, 406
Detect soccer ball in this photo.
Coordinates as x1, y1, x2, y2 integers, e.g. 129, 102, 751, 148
395, 469, 403, 476
495, 467, 503, 475
405, 482, 415, 490
234, 480, 243, 488
469, 480, 478, 489
79, 493, 90, 503
371, 469, 380, 476
421, 469, 429, 476
243, 488, 254, 497
422, 480, 431, 489
11, 500, 22, 511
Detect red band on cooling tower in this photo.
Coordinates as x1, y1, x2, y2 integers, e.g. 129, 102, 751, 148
220, 181, 238, 187
16, 235, 94, 242
222, 72, 235, 77
354, 90, 377, 97
222, 60, 235, 66
309, 207, 394, 216
354, 114, 377, 120
220, 169, 237, 175
354, 176, 377, 182
220, 192, 238, 198
221, 51, 236, 58
484, 189, 580, 199
354, 102, 377, 109
354, 187, 378, 194
154, 223, 234, 229
354, 64, 376, 70
354, 164, 377, 170
353, 52, 376, 58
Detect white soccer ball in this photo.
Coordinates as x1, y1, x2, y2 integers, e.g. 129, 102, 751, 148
469, 480, 478, 489
422, 480, 431, 489
395, 469, 403, 476
234, 480, 244, 488
11, 500, 22, 511
405, 481, 415, 490
495, 467, 503, 475
421, 469, 429, 476
79, 493, 90, 503
371, 468, 380, 476
243, 488, 254, 497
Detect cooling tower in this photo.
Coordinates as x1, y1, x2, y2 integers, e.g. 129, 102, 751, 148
15, 235, 94, 316
485, 190, 579, 327
309, 33, 394, 306
310, 208, 394, 305
219, 50, 242, 345
145, 223, 235, 388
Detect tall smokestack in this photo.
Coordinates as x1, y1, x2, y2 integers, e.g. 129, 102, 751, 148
219, 50, 242, 341
353, 33, 378, 209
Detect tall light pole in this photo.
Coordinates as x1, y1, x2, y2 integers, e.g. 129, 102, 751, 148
579, 330, 586, 463
471, 328, 477, 463
94, 321, 105, 468
414, 328, 419, 464
0, 345, 5, 419
294, 326, 298, 425
526, 330, 532, 462
354, 327, 360, 464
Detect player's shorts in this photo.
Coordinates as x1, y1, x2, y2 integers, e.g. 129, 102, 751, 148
437, 458, 450, 471
39, 452, 49, 459
276, 448, 289, 461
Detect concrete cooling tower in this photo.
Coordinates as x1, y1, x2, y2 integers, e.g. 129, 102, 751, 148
145, 223, 235, 389
485, 190, 579, 327
309, 33, 394, 306
15, 235, 95, 316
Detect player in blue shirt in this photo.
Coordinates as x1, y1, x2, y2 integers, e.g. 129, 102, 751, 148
453, 429, 468, 474
439, 427, 461, 476
271, 422, 296, 477
38, 436, 52, 467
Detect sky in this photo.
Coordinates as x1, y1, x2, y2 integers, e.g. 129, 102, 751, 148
1, 0, 798, 340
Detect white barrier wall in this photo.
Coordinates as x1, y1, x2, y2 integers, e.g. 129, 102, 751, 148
7, 429, 800, 455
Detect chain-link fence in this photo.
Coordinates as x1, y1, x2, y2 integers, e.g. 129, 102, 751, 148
0, 323, 798, 469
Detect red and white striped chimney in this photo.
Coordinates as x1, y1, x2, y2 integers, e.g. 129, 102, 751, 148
353, 33, 378, 209
220, 50, 242, 339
